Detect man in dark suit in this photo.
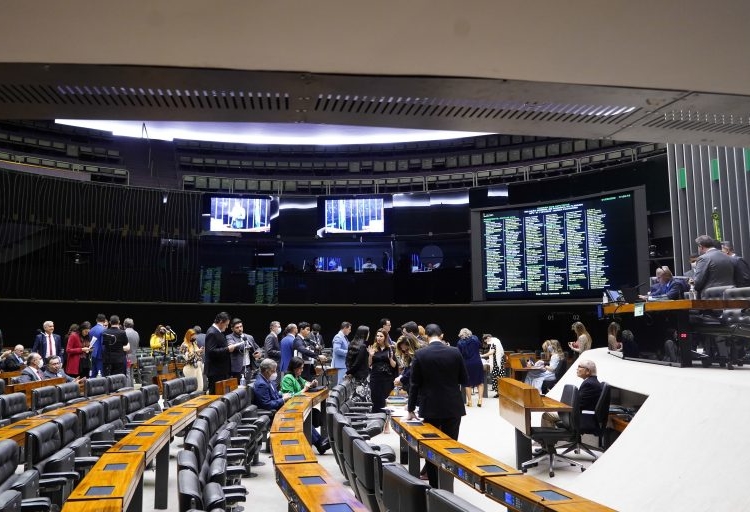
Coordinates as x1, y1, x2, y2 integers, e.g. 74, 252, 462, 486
42, 355, 78, 382
17, 353, 46, 383
101, 316, 130, 376
405, 323, 468, 487
542, 359, 603, 427
205, 311, 240, 393
693, 234, 735, 297
32, 321, 62, 363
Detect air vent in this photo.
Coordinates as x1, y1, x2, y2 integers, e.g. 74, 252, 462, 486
313, 94, 639, 125
644, 111, 750, 135
0, 84, 290, 111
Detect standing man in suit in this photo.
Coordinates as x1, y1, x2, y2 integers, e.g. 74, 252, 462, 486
17, 353, 45, 382
405, 323, 468, 487
332, 321, 352, 383
264, 321, 282, 368
88, 313, 108, 377
101, 316, 130, 376
32, 321, 62, 364
205, 312, 241, 393
693, 235, 735, 297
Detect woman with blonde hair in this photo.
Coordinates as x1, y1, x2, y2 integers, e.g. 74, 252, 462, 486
569, 321, 592, 355
525, 339, 564, 391
607, 322, 622, 351
180, 328, 204, 392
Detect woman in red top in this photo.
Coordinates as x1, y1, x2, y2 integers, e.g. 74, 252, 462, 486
65, 321, 91, 378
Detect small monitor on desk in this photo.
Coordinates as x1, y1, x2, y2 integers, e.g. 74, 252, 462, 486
605, 289, 625, 303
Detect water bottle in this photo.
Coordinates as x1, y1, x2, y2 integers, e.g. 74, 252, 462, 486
239, 375, 246, 388
96, 370, 102, 378
688, 284, 697, 300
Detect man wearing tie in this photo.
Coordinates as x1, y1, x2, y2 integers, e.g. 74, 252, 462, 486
18, 353, 46, 382
32, 321, 62, 364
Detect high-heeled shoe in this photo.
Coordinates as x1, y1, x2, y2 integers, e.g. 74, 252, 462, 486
466, 401, 472, 407
477, 401, 482, 407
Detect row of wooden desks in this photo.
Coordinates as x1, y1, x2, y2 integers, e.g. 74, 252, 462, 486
61, 394, 215, 512
270, 387, 370, 512
392, 401, 615, 512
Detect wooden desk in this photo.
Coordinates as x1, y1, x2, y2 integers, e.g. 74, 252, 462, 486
214, 377, 237, 395
110, 426, 171, 509
0, 417, 51, 447
0, 370, 22, 383
506, 353, 537, 381
498, 378, 571, 468
62, 498, 123, 512
66, 451, 145, 512
418, 438, 520, 492
180, 394, 221, 412
485, 474, 616, 512
270, 432, 317, 464
391, 417, 452, 478
275, 462, 368, 512
271, 411, 305, 436
6, 377, 65, 408
602, 299, 750, 367
140, 406, 196, 446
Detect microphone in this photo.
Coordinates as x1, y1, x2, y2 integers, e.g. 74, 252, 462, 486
166, 326, 176, 336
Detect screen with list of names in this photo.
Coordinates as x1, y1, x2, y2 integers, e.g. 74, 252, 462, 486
481, 192, 638, 300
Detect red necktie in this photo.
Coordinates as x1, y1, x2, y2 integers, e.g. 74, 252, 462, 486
48, 334, 54, 358
37, 369, 44, 380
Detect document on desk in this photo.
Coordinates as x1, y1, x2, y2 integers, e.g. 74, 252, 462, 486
634, 302, 645, 317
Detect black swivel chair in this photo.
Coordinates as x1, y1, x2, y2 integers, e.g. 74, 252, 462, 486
426, 488, 485, 512
55, 382, 85, 405
0, 439, 52, 512
0, 393, 33, 426
352, 438, 393, 512
84, 377, 108, 398
31, 387, 62, 414
561, 382, 612, 459
521, 384, 586, 477
381, 463, 431, 512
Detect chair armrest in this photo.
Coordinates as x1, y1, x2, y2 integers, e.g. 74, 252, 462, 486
21, 497, 53, 512
40, 471, 80, 484
221, 485, 248, 496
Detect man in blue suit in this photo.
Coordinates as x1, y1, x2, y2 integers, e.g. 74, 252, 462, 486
332, 321, 352, 383
32, 320, 62, 364
405, 323, 468, 487
253, 358, 291, 410
88, 313, 108, 377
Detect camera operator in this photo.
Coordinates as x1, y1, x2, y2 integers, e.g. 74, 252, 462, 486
226, 318, 263, 383
149, 324, 175, 357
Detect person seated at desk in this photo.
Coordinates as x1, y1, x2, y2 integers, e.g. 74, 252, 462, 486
568, 321, 592, 355
648, 266, 667, 296
280, 357, 330, 454
620, 330, 640, 359
361, 258, 377, 271
541, 359, 602, 428
1, 345, 26, 371
254, 358, 291, 411
16, 353, 46, 382
43, 355, 81, 382
640, 267, 688, 300
524, 339, 564, 391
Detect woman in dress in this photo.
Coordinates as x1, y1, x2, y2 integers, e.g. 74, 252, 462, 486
180, 328, 204, 392
65, 321, 91, 378
345, 325, 371, 402
457, 328, 485, 407
480, 334, 504, 397
607, 321, 622, 351
569, 321, 593, 355
524, 339, 564, 391
368, 329, 397, 432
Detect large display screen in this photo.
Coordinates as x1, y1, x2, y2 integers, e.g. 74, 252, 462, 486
473, 189, 648, 301
203, 195, 277, 233
318, 195, 387, 235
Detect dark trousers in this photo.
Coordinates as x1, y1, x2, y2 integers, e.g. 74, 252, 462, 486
207, 374, 228, 394
369, 372, 394, 414
422, 416, 461, 487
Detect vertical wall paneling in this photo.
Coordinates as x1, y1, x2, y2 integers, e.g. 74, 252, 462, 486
668, 144, 750, 275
